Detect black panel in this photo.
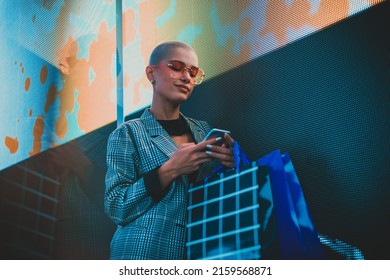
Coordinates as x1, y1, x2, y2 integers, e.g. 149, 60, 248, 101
182, 2, 390, 259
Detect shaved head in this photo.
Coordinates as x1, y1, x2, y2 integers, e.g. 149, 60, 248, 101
149, 41, 196, 65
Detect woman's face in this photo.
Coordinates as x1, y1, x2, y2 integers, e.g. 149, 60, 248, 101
151, 47, 199, 105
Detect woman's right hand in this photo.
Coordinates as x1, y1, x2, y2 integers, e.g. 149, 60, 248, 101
157, 138, 218, 188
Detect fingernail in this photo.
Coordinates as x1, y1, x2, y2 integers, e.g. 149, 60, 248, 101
205, 151, 213, 155
206, 145, 213, 149
215, 137, 222, 142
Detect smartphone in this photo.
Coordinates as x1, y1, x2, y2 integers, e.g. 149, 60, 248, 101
202, 128, 231, 142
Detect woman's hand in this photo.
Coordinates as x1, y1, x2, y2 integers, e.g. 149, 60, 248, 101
158, 135, 235, 188
205, 133, 235, 168
158, 138, 218, 188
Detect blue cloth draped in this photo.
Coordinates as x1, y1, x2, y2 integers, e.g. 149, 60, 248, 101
235, 143, 324, 259
257, 150, 324, 259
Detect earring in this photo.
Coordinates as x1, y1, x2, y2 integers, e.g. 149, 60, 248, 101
150, 79, 155, 84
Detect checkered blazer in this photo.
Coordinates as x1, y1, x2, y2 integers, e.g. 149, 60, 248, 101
105, 108, 217, 259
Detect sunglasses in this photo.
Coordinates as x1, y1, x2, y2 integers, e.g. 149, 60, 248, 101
152, 60, 205, 85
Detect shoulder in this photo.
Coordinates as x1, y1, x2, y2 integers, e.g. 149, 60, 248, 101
108, 118, 145, 141
114, 118, 145, 132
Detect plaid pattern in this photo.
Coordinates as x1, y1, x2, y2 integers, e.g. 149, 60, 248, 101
105, 109, 217, 259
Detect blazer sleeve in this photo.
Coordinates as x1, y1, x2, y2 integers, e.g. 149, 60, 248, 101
104, 124, 156, 226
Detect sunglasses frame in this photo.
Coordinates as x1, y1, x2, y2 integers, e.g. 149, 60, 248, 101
150, 60, 205, 85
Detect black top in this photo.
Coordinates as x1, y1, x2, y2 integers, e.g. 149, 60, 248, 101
157, 115, 190, 136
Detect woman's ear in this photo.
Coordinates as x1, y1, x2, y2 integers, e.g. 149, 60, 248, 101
145, 66, 154, 83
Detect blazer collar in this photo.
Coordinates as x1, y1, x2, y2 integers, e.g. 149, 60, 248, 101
186, 117, 204, 144
140, 108, 205, 158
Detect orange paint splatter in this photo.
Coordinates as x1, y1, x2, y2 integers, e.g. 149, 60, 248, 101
57, 36, 76, 75
25, 77, 31, 92
215, 1, 250, 25
240, 43, 251, 61
44, 84, 59, 113
29, 109, 33, 117
124, 73, 130, 89
132, 1, 177, 104
133, 76, 150, 105
56, 114, 69, 139
76, 22, 116, 133
133, 83, 141, 105
40, 65, 48, 84
54, 20, 116, 137
5, 136, 19, 154
260, 0, 352, 45
138, 1, 171, 62
123, 8, 137, 46
309, 1, 348, 30
29, 116, 45, 157
369, 0, 384, 4
240, 18, 252, 36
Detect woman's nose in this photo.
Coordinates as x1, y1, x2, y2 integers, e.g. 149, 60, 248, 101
180, 68, 192, 82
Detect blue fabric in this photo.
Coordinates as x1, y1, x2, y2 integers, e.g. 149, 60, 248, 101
231, 146, 323, 259
281, 153, 324, 259
233, 141, 250, 172
203, 140, 250, 185
257, 150, 324, 259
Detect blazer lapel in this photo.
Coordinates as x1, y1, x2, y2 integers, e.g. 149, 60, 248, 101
140, 109, 209, 158
140, 109, 177, 158
139, 108, 216, 183
184, 115, 204, 144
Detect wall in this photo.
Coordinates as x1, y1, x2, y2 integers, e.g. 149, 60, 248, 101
0, 0, 387, 259
1, 0, 383, 171
182, 1, 389, 259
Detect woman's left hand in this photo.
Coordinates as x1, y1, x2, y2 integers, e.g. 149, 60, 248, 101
205, 133, 235, 168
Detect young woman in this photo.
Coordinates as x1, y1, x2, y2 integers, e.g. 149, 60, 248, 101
105, 41, 234, 259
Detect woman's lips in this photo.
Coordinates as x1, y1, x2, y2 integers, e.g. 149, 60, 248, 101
176, 84, 190, 92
